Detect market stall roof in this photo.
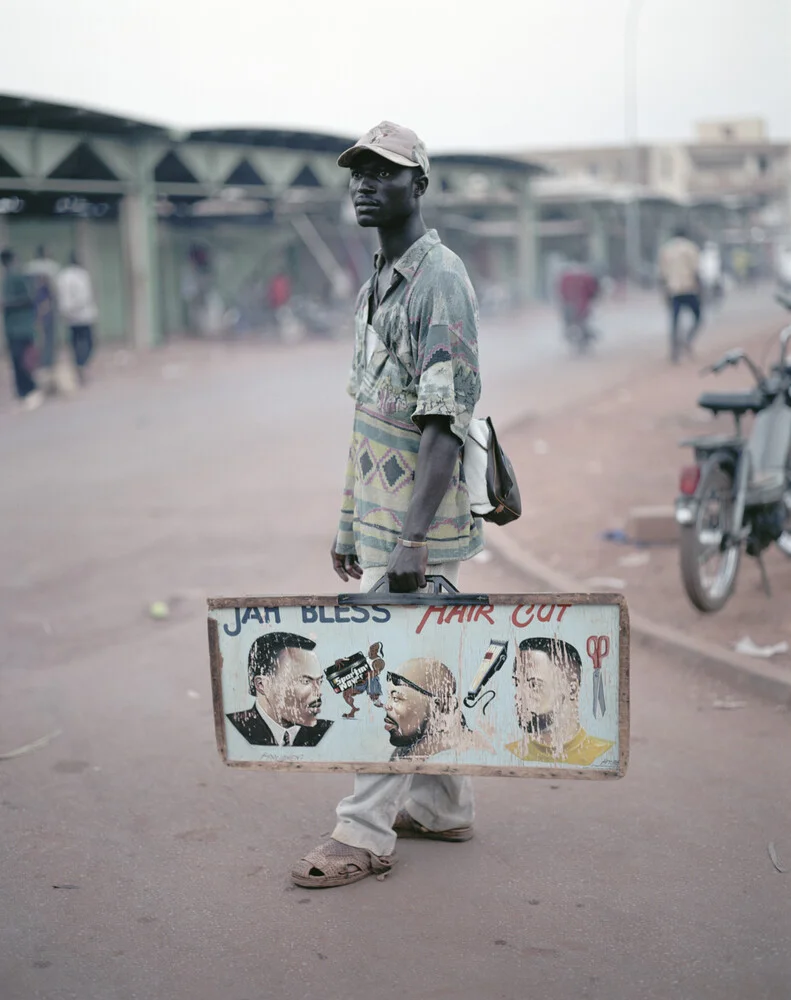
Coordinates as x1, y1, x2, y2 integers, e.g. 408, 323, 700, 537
1, 95, 549, 172
432, 152, 547, 175
188, 126, 356, 153
0, 93, 168, 137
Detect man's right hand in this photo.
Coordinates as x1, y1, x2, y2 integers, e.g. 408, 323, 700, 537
331, 538, 363, 583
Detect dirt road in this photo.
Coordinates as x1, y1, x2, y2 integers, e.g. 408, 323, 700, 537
2, 287, 789, 1000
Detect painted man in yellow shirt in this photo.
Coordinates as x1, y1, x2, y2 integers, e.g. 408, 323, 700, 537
506, 637, 613, 767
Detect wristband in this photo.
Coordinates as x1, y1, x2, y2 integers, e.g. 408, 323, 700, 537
399, 537, 427, 548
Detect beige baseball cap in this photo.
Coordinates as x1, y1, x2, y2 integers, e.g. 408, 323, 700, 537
337, 121, 430, 176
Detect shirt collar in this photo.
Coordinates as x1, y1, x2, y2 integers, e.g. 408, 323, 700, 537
517, 728, 589, 759
255, 701, 301, 746
373, 229, 441, 284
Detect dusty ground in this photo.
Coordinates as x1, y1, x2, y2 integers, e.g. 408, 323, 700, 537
501, 319, 791, 660
2, 287, 790, 1000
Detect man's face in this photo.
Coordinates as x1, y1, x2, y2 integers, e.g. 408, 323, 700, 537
349, 153, 424, 229
384, 682, 430, 748
514, 648, 573, 734
255, 648, 323, 728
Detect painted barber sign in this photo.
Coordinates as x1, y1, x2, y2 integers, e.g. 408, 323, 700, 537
208, 586, 629, 778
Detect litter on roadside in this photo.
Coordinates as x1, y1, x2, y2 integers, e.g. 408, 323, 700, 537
0, 729, 62, 761
711, 699, 747, 710
584, 576, 626, 590
533, 439, 549, 455
600, 529, 632, 545
733, 636, 789, 659
768, 842, 788, 873
618, 551, 651, 568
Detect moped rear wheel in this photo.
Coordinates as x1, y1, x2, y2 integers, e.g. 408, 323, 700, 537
680, 461, 742, 612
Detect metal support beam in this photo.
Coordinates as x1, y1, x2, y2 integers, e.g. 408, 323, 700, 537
0, 177, 129, 195
290, 213, 352, 299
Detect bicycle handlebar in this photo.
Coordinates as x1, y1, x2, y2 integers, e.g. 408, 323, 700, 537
702, 349, 767, 387
702, 300, 791, 385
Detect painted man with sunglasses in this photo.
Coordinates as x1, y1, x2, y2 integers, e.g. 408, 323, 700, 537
291, 122, 482, 889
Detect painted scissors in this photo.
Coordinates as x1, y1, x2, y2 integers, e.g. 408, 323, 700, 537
586, 635, 609, 718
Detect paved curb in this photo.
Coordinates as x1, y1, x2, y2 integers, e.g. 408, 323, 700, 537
485, 531, 791, 705
489, 326, 791, 706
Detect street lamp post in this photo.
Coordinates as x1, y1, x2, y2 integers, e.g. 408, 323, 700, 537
624, 0, 645, 287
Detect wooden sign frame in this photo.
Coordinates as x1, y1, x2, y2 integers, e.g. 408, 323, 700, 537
208, 591, 629, 780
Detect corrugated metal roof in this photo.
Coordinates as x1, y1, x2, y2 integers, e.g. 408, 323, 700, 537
0, 95, 548, 172
0, 93, 167, 136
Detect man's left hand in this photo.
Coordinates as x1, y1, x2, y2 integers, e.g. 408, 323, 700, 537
386, 542, 427, 593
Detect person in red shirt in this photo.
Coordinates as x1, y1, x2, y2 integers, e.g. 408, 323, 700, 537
557, 264, 600, 351
267, 273, 292, 311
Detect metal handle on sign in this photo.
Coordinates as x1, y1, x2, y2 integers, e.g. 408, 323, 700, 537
338, 574, 489, 606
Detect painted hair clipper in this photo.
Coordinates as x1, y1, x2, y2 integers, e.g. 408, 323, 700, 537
464, 639, 508, 713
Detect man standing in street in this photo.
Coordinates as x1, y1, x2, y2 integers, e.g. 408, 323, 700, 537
291, 122, 482, 889
658, 227, 702, 364
56, 252, 98, 383
2, 248, 43, 411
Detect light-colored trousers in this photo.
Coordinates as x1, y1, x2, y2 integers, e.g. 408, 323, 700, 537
331, 561, 475, 856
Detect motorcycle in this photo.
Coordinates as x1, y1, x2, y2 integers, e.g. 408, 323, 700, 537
563, 310, 599, 355
675, 294, 791, 612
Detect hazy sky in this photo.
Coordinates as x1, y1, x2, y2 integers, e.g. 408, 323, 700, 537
2, 0, 790, 152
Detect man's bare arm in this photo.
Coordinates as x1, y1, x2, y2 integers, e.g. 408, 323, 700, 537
386, 414, 461, 592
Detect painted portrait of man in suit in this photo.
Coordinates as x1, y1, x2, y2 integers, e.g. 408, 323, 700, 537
226, 632, 333, 748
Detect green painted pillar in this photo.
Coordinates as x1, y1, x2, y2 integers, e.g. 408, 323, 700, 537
516, 177, 539, 304
120, 145, 160, 348
587, 205, 609, 272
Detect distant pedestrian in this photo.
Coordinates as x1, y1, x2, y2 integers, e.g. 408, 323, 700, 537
557, 262, 600, 352
56, 253, 98, 382
268, 271, 293, 340
1, 248, 44, 410
658, 227, 702, 364
268, 271, 292, 312
26, 245, 60, 373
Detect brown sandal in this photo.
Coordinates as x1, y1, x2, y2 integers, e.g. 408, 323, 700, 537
291, 838, 396, 889
393, 809, 474, 842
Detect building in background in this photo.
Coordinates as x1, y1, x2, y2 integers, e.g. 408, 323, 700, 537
522, 119, 791, 291
0, 95, 544, 349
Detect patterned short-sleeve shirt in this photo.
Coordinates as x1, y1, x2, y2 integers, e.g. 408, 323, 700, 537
336, 229, 484, 569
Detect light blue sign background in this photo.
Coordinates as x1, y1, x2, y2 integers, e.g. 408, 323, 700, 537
210, 598, 625, 775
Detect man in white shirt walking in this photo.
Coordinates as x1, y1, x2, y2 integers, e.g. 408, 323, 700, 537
658, 228, 702, 364
56, 253, 98, 382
